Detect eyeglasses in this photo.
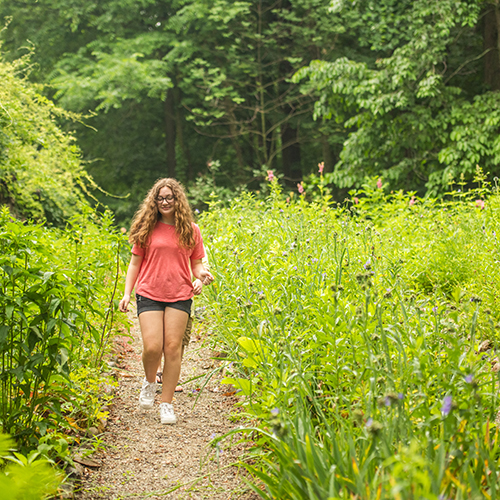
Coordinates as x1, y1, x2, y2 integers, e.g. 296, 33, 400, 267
156, 195, 175, 203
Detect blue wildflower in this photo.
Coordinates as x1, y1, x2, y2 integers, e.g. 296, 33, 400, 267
441, 396, 453, 416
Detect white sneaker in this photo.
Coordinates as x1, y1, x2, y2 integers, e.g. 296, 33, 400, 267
139, 379, 156, 409
160, 402, 177, 424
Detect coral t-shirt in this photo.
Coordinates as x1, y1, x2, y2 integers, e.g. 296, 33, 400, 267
132, 221, 205, 302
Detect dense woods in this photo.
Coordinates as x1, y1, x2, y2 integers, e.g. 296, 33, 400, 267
1, 0, 499, 222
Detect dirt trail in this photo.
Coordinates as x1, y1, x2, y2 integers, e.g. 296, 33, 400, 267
76, 312, 259, 500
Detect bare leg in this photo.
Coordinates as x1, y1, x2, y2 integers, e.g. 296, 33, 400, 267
161, 308, 188, 403
138, 311, 164, 383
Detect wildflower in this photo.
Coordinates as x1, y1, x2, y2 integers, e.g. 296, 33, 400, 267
120, 227, 127, 234
432, 306, 438, 313
353, 197, 359, 204
271, 408, 279, 416
297, 182, 304, 194
207, 161, 213, 167
376, 178, 382, 189
441, 395, 453, 416
194, 208, 200, 214
210, 433, 216, 439
464, 374, 473, 384
286, 197, 290, 203
318, 162, 324, 174
475, 199, 485, 209
409, 196, 416, 206
365, 418, 383, 435
267, 170, 275, 182
279, 208, 284, 213
363, 259, 371, 270
397, 393, 404, 400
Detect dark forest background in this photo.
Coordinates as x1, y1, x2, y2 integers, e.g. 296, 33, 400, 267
1, 0, 500, 224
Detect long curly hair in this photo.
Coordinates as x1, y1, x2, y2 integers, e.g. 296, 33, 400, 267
129, 178, 195, 249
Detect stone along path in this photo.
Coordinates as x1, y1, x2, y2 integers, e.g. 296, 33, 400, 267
77, 312, 259, 500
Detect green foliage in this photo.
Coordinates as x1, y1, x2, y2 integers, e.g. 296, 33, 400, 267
0, 433, 62, 500
200, 177, 500, 498
0, 205, 126, 450
295, 0, 499, 194
0, 55, 93, 224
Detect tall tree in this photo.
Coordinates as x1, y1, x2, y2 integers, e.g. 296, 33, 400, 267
296, 0, 500, 193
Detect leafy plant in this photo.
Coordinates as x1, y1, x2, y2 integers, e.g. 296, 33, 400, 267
200, 175, 500, 498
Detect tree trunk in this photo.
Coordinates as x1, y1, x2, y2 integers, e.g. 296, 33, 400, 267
484, 5, 500, 90
321, 134, 333, 173
164, 88, 176, 178
281, 124, 301, 180
173, 87, 193, 181
224, 97, 245, 171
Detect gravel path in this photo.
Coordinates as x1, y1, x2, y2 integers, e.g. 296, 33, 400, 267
76, 312, 259, 500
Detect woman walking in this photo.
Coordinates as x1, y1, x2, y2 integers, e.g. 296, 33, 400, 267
119, 178, 213, 424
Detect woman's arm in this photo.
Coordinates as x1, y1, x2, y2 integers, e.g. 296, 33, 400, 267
119, 253, 144, 312
191, 259, 214, 286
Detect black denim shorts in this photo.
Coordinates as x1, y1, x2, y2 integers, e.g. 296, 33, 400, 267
136, 293, 192, 317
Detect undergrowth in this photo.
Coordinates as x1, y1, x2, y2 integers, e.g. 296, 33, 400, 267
201, 170, 500, 499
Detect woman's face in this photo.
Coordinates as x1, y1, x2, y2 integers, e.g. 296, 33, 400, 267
156, 186, 175, 218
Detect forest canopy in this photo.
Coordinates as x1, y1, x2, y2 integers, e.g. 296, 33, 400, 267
0, 54, 92, 224
0, 0, 499, 222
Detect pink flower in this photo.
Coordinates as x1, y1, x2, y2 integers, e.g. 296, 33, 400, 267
120, 227, 127, 234
267, 170, 275, 182
353, 197, 359, 205
286, 197, 290, 203
297, 182, 304, 194
318, 162, 324, 175
376, 178, 382, 189
475, 199, 485, 210
409, 196, 416, 206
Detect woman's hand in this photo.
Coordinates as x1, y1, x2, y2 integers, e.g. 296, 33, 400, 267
119, 294, 131, 313
191, 259, 214, 286
199, 268, 214, 286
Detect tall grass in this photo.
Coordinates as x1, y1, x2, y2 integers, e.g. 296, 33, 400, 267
201, 178, 500, 499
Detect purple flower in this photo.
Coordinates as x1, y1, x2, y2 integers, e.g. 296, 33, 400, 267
365, 418, 373, 428
293, 266, 297, 270
465, 374, 473, 384
432, 306, 438, 313
384, 397, 391, 407
279, 209, 284, 213
271, 408, 279, 416
397, 393, 404, 400
210, 433, 216, 439
441, 396, 453, 416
